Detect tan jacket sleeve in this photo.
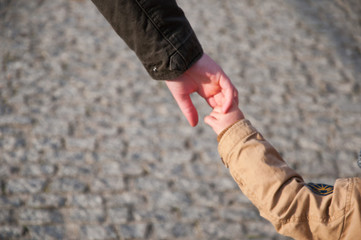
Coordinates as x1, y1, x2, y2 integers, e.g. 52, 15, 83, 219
218, 119, 361, 240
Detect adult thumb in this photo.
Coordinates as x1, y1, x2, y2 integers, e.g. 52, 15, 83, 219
173, 94, 198, 127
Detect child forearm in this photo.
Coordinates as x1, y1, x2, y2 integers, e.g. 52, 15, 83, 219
218, 119, 360, 240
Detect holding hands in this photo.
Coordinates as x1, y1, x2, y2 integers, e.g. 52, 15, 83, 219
166, 53, 238, 127
204, 100, 244, 135
166, 53, 243, 135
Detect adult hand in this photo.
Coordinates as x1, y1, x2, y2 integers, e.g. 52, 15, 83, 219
165, 53, 238, 127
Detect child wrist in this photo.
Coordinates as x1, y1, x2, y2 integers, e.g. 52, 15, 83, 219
217, 121, 240, 142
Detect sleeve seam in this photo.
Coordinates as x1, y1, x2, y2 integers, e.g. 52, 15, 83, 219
134, 0, 191, 65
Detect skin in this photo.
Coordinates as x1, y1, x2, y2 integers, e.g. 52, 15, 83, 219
166, 53, 238, 127
204, 101, 245, 135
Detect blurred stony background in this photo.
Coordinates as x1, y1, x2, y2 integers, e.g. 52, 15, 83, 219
0, 0, 360, 239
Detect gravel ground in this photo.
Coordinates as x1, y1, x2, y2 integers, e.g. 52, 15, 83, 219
0, 0, 360, 239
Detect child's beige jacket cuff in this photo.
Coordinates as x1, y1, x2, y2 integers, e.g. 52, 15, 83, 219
217, 119, 257, 167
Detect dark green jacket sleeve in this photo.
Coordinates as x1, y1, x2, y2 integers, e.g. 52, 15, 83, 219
91, 0, 203, 80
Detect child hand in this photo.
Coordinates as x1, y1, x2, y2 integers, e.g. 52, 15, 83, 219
204, 101, 244, 135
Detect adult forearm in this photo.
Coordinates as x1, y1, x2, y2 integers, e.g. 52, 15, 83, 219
91, 0, 203, 80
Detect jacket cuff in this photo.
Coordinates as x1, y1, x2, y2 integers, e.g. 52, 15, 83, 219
217, 121, 241, 142
218, 119, 257, 167
148, 31, 203, 80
